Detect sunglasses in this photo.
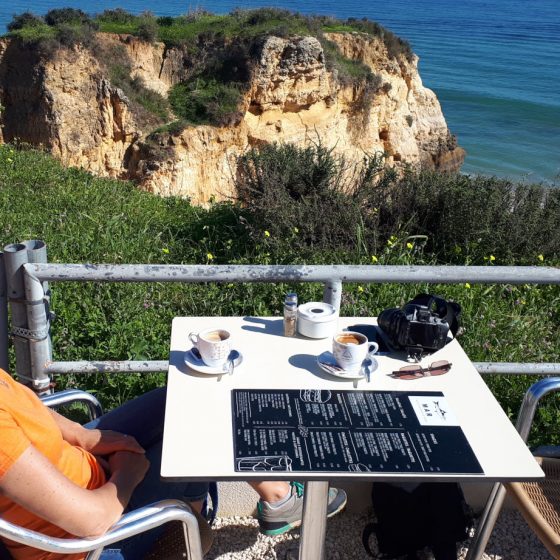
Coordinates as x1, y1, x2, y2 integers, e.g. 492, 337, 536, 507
390, 360, 452, 380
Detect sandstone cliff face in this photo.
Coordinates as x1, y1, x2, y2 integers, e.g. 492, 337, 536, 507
0, 33, 464, 204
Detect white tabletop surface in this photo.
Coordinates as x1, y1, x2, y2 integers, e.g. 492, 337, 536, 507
161, 316, 544, 483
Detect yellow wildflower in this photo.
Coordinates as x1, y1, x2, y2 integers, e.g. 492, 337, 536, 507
464, 283, 471, 289
264, 230, 270, 237
537, 254, 544, 262
357, 285, 364, 293
162, 247, 170, 254
406, 242, 414, 250
489, 255, 496, 262
371, 255, 378, 263
293, 227, 299, 234
206, 252, 214, 261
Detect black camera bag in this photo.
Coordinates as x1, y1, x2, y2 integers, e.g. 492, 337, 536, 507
378, 293, 461, 356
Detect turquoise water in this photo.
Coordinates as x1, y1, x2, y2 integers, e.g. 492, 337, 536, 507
1, 0, 559, 183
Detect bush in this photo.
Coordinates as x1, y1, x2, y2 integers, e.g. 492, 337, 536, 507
235, 142, 560, 263
236, 143, 377, 251
7, 12, 44, 32
97, 9, 136, 25
108, 61, 169, 121
137, 13, 159, 42
55, 23, 96, 47
168, 78, 243, 126
360, 170, 560, 263
44, 8, 92, 27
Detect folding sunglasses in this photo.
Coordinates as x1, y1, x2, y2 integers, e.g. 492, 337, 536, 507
390, 360, 452, 380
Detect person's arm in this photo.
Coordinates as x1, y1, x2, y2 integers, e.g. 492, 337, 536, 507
48, 408, 144, 456
0, 443, 149, 537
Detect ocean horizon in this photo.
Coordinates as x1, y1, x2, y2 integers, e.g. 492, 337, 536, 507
1, 0, 559, 184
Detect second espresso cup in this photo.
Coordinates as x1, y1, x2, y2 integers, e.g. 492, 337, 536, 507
189, 328, 231, 368
332, 331, 379, 373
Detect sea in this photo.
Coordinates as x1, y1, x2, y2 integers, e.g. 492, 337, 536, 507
1, 0, 559, 184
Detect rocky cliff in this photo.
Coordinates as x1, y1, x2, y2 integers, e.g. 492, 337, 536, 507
0, 32, 464, 204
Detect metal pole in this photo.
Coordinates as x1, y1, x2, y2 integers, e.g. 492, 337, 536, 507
0, 252, 9, 372
25, 263, 560, 285
298, 481, 329, 560
22, 241, 51, 393
3, 243, 32, 386
45, 360, 169, 375
24, 239, 51, 358
323, 280, 342, 312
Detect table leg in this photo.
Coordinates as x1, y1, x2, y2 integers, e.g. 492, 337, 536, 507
298, 481, 329, 560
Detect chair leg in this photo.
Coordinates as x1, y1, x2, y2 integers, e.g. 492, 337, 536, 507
465, 482, 508, 560
85, 547, 104, 560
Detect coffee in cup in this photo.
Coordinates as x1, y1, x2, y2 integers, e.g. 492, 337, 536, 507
189, 328, 231, 368
332, 331, 379, 373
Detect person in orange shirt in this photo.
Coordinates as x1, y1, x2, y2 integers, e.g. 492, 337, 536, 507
0, 368, 347, 559
0, 367, 212, 559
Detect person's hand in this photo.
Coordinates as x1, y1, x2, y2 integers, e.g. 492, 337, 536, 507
80, 429, 145, 457
108, 450, 150, 485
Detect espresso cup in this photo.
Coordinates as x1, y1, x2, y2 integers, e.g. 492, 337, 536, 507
332, 331, 379, 373
189, 328, 231, 368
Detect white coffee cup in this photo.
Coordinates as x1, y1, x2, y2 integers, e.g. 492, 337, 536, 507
332, 331, 379, 373
189, 328, 231, 368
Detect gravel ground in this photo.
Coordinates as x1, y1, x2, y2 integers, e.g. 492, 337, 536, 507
205, 509, 552, 559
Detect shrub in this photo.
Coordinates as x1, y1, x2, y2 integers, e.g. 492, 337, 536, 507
44, 8, 93, 27
7, 12, 44, 32
97, 9, 136, 25
168, 78, 243, 126
235, 142, 560, 264
108, 61, 169, 121
360, 170, 560, 263
7, 22, 56, 45
236, 143, 377, 251
137, 13, 159, 43
55, 23, 96, 47
157, 16, 175, 27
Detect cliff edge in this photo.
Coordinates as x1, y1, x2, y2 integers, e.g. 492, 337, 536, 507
0, 21, 464, 204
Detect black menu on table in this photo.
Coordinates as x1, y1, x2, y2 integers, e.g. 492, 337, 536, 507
232, 389, 483, 474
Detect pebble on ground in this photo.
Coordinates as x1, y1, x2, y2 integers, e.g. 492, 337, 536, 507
205, 509, 552, 559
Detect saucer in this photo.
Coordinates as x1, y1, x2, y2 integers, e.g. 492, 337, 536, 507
184, 348, 243, 375
316, 351, 378, 380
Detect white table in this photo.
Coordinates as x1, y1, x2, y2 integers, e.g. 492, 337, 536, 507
162, 316, 543, 559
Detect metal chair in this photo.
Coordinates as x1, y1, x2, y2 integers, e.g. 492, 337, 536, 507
0, 389, 204, 560
466, 377, 560, 560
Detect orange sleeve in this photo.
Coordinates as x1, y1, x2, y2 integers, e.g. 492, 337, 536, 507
0, 408, 31, 478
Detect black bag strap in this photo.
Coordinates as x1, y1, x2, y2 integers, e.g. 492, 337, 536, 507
410, 293, 462, 337
361, 523, 378, 557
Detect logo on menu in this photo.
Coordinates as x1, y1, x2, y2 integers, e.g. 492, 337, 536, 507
408, 395, 459, 426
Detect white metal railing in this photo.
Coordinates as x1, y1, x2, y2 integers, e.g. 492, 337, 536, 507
1, 240, 559, 392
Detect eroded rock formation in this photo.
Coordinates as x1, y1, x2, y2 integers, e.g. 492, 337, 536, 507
0, 32, 464, 204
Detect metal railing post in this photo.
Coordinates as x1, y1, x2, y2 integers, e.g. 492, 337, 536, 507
323, 280, 342, 311
0, 252, 9, 372
21, 241, 52, 393
3, 243, 32, 385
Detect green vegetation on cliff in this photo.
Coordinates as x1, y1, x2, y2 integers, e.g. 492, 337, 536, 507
1, 143, 559, 444
4, 7, 404, 130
